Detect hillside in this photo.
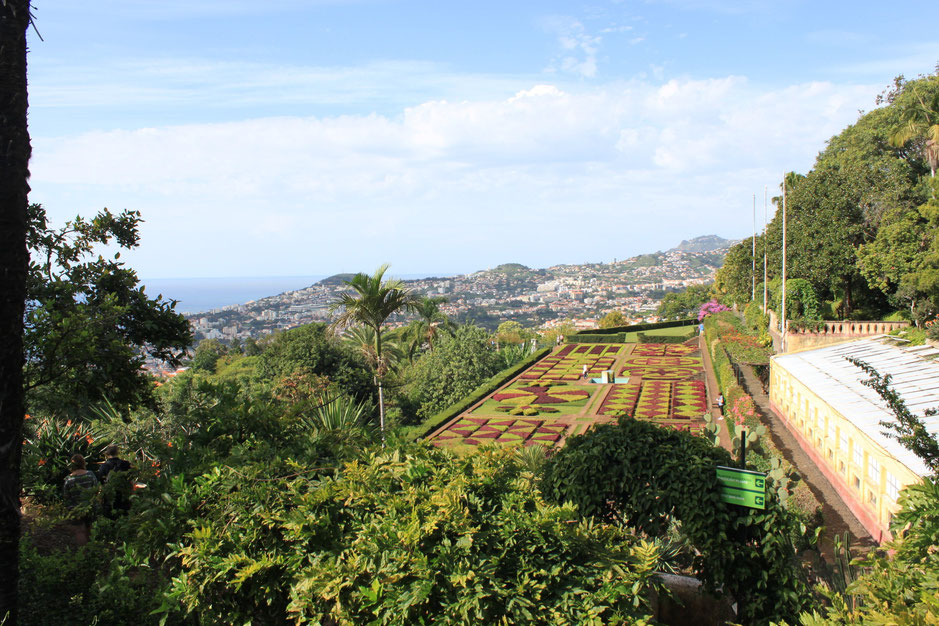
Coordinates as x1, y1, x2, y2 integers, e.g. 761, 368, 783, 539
188, 235, 733, 340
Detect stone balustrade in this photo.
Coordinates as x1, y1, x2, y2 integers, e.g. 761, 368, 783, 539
766, 309, 910, 352
788, 321, 909, 335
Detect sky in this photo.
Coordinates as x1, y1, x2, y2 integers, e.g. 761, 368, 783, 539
24, 0, 939, 279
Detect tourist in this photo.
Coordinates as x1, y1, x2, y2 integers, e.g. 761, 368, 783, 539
582, 364, 588, 380
63, 454, 99, 543
716, 393, 725, 417
98, 444, 132, 517
98, 444, 131, 482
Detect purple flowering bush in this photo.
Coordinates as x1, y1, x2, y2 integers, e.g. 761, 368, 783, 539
698, 300, 730, 321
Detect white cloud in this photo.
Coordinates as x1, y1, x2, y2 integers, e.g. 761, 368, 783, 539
542, 17, 603, 78
29, 77, 878, 277
28, 58, 531, 113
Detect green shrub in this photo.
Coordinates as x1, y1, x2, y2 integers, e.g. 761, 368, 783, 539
744, 300, 770, 333
169, 445, 664, 624
566, 333, 625, 343
542, 418, 813, 624
400, 347, 551, 440
19, 531, 166, 626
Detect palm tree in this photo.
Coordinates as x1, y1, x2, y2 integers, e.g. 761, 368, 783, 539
342, 325, 405, 377
0, 1, 33, 620
330, 265, 419, 437
403, 296, 454, 361
889, 77, 939, 178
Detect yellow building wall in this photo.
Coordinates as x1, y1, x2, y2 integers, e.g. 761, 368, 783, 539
769, 360, 920, 542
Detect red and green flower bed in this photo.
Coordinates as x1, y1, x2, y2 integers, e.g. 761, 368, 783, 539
632, 343, 697, 357
519, 343, 625, 382
431, 416, 568, 447
598, 380, 706, 421
619, 354, 702, 380
472, 382, 593, 416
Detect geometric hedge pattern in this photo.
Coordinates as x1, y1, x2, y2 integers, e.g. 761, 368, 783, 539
598, 380, 707, 422
518, 343, 625, 382
619, 355, 702, 380
632, 343, 698, 357
491, 384, 590, 405
431, 417, 567, 447
429, 341, 710, 448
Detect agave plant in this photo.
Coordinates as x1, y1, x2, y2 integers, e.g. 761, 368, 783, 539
515, 442, 549, 477
300, 395, 375, 446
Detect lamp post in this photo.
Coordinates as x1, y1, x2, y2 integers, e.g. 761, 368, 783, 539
781, 176, 788, 352
751, 194, 756, 303
763, 186, 768, 314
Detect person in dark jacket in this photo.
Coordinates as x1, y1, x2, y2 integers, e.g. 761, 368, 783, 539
98, 444, 131, 481
98, 444, 132, 516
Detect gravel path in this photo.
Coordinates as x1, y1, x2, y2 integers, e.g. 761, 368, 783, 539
735, 362, 875, 556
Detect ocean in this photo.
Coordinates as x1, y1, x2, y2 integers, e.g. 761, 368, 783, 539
140, 273, 445, 315
139, 276, 327, 315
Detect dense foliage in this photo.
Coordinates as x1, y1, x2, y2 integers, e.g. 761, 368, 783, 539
25, 204, 192, 415
542, 418, 812, 624
714, 72, 939, 323
171, 445, 664, 625
656, 284, 712, 320
404, 324, 505, 421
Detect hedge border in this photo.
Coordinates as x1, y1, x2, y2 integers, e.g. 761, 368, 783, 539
636, 330, 694, 344
406, 346, 552, 441
573, 318, 697, 336
567, 333, 626, 343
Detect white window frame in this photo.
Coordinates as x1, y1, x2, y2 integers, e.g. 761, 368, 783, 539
886, 472, 900, 501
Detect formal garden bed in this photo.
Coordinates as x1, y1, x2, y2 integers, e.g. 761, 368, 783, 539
429, 341, 709, 449
431, 416, 569, 447
471, 381, 593, 416
599, 380, 707, 421
619, 353, 702, 380
518, 343, 626, 381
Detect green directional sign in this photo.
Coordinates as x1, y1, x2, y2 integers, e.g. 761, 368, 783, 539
716, 466, 766, 510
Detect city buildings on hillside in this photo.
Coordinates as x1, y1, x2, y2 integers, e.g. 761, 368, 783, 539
185, 247, 724, 342
769, 337, 939, 542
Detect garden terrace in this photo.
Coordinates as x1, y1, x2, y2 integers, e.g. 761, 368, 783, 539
518, 343, 624, 382
428, 340, 712, 449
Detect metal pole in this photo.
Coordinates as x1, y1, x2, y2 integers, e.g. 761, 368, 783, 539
763, 186, 768, 314
752, 194, 756, 302
740, 428, 747, 468
781, 177, 788, 352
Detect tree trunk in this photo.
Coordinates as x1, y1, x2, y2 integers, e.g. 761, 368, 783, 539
0, 1, 32, 622
842, 277, 853, 318
377, 380, 386, 444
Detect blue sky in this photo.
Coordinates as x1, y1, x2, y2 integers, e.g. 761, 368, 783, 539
25, 0, 939, 279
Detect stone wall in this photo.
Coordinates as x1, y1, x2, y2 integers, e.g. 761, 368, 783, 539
766, 310, 909, 353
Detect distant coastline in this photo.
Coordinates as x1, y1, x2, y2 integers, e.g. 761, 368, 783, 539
140, 273, 448, 315
140, 276, 328, 315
